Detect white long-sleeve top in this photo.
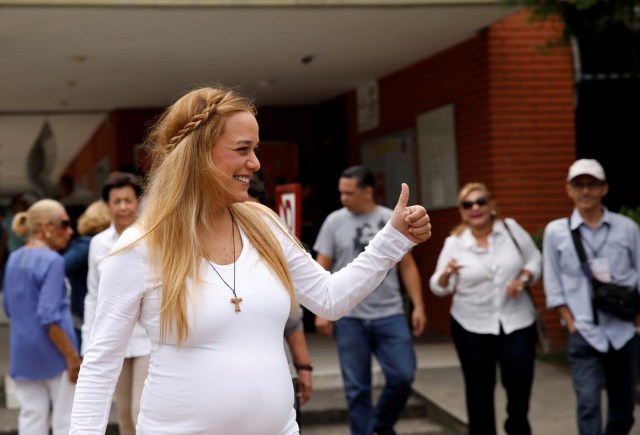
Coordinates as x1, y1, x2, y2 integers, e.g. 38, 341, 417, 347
429, 218, 542, 335
81, 224, 151, 357
71, 220, 415, 435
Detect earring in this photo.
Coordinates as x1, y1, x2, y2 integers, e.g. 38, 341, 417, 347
491, 210, 497, 216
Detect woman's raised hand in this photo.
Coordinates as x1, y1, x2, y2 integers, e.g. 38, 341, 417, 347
390, 183, 431, 244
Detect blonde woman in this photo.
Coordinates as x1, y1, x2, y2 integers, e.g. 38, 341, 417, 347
70, 86, 432, 435
429, 182, 542, 435
63, 200, 111, 348
3, 199, 79, 434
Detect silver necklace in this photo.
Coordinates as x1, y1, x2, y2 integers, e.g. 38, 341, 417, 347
208, 210, 242, 312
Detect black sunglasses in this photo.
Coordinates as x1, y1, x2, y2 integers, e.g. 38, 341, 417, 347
461, 197, 489, 210
52, 219, 72, 228
569, 180, 605, 190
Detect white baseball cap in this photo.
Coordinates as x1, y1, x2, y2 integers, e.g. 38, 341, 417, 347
567, 159, 606, 182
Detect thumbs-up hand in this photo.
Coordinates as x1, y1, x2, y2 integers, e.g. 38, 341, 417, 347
389, 183, 432, 244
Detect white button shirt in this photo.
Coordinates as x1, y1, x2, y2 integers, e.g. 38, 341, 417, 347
429, 218, 542, 335
81, 224, 151, 357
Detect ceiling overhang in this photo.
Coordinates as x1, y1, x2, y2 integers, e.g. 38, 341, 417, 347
0, 0, 516, 196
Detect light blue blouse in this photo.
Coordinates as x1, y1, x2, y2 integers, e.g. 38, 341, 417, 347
3, 247, 78, 380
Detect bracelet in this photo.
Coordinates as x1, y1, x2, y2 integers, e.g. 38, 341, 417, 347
294, 363, 313, 372
518, 273, 531, 285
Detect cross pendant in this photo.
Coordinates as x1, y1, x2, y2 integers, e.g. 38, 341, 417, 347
230, 297, 243, 312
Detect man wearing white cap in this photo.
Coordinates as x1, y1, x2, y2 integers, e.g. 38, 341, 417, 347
543, 158, 640, 434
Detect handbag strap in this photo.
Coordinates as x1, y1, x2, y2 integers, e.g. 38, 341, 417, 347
504, 219, 550, 352
567, 218, 599, 324
503, 219, 535, 300
503, 219, 523, 259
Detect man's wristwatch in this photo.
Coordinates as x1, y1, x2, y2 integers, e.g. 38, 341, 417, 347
294, 363, 313, 372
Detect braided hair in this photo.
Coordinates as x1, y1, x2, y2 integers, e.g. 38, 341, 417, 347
166, 96, 223, 151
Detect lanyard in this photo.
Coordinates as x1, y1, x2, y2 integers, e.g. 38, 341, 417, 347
579, 224, 610, 257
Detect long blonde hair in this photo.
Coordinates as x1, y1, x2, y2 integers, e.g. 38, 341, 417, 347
139, 86, 299, 345
451, 182, 496, 236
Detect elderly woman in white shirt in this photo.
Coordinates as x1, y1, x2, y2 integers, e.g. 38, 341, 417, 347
429, 182, 541, 435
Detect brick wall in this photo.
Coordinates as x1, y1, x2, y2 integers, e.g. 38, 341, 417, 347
487, 12, 576, 350
347, 10, 576, 350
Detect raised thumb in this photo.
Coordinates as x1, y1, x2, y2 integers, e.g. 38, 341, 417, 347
394, 183, 410, 211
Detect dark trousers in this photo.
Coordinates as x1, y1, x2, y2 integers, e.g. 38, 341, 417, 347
451, 317, 537, 435
568, 332, 638, 435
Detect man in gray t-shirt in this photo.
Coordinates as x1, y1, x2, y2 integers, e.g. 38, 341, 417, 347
314, 165, 426, 435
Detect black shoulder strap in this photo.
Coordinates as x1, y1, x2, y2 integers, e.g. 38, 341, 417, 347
568, 218, 599, 324
568, 219, 593, 279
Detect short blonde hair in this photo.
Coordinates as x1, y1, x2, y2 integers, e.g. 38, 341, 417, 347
12, 199, 65, 238
77, 201, 111, 236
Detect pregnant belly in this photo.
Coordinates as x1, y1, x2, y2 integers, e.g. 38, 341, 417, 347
137, 352, 294, 435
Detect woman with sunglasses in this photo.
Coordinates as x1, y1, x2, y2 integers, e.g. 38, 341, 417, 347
429, 182, 542, 435
2, 199, 79, 434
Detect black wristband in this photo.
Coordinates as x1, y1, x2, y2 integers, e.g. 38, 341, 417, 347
294, 363, 313, 372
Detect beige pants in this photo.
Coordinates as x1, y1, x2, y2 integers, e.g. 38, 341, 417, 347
114, 355, 150, 435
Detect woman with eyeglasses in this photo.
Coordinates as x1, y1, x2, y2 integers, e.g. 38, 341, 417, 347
429, 182, 542, 435
2, 199, 79, 434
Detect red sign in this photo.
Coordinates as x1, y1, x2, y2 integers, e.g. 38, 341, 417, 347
275, 183, 301, 238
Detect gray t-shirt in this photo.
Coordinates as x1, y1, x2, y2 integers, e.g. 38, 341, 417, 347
313, 206, 403, 319
283, 305, 304, 377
